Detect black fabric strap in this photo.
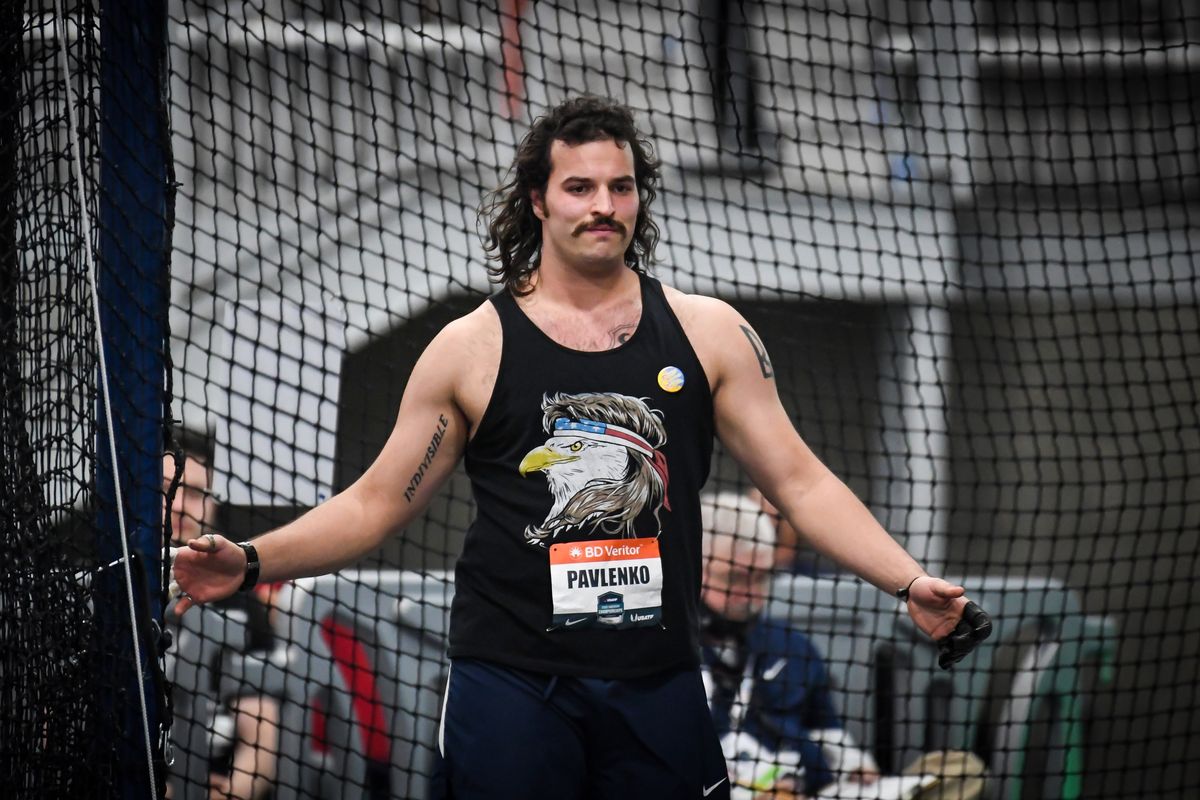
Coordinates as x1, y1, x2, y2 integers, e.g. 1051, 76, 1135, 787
237, 541, 260, 592
896, 575, 924, 602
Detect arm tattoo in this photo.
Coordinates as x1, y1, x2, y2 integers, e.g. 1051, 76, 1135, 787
404, 414, 450, 502
607, 322, 637, 348
740, 324, 774, 379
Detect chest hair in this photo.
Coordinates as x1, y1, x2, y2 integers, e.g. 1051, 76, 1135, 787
525, 302, 641, 352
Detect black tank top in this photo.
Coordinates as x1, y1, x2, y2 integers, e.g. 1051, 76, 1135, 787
448, 273, 715, 677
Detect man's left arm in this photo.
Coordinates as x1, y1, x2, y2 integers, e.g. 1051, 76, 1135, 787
683, 295, 987, 649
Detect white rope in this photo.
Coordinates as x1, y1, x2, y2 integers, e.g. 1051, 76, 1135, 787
53, 3, 159, 793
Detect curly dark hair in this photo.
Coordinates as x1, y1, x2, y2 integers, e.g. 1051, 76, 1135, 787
481, 96, 662, 295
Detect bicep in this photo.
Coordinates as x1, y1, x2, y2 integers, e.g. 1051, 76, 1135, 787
349, 337, 471, 531
709, 314, 827, 498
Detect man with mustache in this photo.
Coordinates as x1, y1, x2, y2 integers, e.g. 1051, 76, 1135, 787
174, 95, 990, 799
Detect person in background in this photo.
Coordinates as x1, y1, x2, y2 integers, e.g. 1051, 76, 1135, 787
700, 491, 987, 800
701, 490, 880, 798
165, 427, 280, 800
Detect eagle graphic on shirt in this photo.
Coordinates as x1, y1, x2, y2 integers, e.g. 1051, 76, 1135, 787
518, 391, 671, 545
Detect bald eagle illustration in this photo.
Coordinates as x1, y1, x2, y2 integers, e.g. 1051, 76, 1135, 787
518, 391, 671, 544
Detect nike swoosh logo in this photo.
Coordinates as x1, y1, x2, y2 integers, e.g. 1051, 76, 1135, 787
762, 658, 787, 682
702, 777, 727, 796
565, 618, 587, 626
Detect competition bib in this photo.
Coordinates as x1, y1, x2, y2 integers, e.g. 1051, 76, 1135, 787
548, 537, 663, 629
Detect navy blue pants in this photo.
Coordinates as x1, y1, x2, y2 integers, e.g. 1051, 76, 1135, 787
434, 658, 730, 800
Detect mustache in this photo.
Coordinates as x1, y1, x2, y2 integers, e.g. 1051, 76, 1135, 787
572, 217, 627, 237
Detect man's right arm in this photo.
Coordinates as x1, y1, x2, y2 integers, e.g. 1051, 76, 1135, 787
173, 320, 476, 611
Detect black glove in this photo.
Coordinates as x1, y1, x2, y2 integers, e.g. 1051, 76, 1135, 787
937, 601, 993, 670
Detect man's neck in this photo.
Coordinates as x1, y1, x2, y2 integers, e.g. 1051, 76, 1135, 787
514, 261, 643, 352
525, 258, 640, 312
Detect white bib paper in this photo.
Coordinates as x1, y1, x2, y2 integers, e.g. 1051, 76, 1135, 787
548, 537, 663, 629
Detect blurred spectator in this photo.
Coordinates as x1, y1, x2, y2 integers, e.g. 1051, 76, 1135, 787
700, 491, 985, 799
165, 427, 280, 800
701, 490, 873, 797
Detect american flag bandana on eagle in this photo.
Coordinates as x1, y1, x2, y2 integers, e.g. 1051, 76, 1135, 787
551, 417, 672, 510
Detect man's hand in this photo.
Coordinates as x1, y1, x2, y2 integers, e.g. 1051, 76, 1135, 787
171, 533, 245, 615
904, 576, 967, 638
904, 577, 993, 669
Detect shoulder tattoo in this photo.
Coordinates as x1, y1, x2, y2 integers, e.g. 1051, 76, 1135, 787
740, 324, 774, 379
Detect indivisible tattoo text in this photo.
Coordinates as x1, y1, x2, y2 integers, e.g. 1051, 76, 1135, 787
404, 414, 450, 501
740, 324, 774, 379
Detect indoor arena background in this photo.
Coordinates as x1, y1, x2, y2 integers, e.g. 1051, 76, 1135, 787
4, 1, 1198, 798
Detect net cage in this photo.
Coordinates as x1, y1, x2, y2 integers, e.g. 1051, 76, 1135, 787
4, 0, 1199, 797
4, 0, 171, 795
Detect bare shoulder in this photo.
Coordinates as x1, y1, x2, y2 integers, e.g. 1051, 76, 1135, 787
660, 285, 752, 390
421, 298, 501, 428
433, 297, 501, 352
661, 283, 744, 326
661, 283, 746, 346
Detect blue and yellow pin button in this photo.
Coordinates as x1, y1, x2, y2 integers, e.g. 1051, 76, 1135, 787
657, 366, 685, 393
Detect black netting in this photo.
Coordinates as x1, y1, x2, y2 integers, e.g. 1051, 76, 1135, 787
6, 0, 1199, 797
3, 0, 110, 794
162, 1, 1198, 798
4, 0, 171, 797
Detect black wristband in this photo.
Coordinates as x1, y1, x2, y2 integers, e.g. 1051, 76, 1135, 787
896, 575, 924, 602
237, 541, 260, 592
